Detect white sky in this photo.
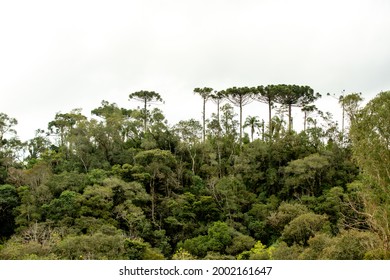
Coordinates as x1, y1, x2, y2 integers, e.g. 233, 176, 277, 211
1, 0, 390, 141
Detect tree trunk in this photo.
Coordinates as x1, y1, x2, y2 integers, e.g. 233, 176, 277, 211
239, 99, 243, 145
268, 101, 272, 139
144, 99, 147, 133
203, 98, 206, 142
217, 99, 221, 137
262, 120, 265, 141
150, 182, 155, 224
288, 104, 292, 132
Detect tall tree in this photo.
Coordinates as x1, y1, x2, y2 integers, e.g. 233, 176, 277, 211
275, 85, 320, 132
349, 91, 390, 252
0, 113, 20, 182
339, 92, 363, 132
129, 91, 164, 133
254, 85, 278, 138
220, 87, 256, 145
132, 149, 177, 224
301, 105, 318, 132
174, 119, 202, 175
210, 90, 225, 136
194, 87, 213, 142
48, 109, 86, 149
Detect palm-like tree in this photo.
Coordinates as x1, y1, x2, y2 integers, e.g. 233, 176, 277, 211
243, 115, 262, 142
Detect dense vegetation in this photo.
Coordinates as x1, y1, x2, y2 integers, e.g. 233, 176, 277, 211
0, 86, 389, 259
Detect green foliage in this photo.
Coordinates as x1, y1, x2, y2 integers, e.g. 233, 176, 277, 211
56, 232, 125, 260
124, 238, 165, 260
269, 241, 303, 260
0, 184, 20, 237
268, 202, 309, 233
281, 213, 328, 246
171, 248, 196, 260
283, 153, 330, 196
237, 241, 270, 260
42, 190, 82, 222
349, 91, 390, 250
1, 90, 389, 260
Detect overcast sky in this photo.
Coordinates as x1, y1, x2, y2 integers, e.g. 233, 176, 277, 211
1, 0, 390, 141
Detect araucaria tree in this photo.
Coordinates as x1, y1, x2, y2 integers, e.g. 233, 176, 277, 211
254, 85, 278, 138
275, 85, 320, 132
194, 87, 213, 142
210, 90, 225, 136
220, 87, 256, 145
129, 90, 164, 133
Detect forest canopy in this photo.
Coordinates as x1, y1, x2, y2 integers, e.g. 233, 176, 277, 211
0, 86, 389, 260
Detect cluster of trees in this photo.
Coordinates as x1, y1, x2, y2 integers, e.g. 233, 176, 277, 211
0, 86, 389, 259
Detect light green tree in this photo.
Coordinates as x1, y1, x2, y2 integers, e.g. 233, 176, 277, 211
349, 91, 390, 252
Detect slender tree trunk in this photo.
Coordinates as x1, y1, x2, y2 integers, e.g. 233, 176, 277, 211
150, 182, 155, 224
262, 120, 265, 141
203, 98, 206, 142
239, 99, 243, 145
288, 104, 292, 132
217, 99, 221, 137
217, 141, 222, 177
144, 99, 147, 133
268, 101, 272, 140
190, 153, 196, 175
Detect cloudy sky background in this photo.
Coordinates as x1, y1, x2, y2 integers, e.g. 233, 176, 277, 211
1, 0, 390, 141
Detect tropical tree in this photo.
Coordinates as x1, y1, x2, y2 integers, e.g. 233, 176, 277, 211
243, 115, 262, 142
